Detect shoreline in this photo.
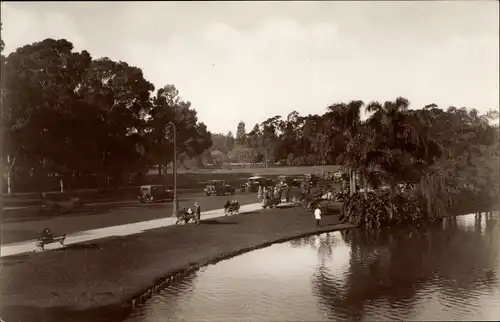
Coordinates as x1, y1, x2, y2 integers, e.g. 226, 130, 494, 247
0, 205, 354, 322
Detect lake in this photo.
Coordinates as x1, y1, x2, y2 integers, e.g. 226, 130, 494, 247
127, 212, 500, 321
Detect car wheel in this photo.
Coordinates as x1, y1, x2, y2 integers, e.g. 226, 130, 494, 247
140, 199, 145, 203
206, 192, 210, 196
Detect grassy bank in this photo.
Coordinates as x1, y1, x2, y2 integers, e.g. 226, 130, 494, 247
0, 204, 354, 322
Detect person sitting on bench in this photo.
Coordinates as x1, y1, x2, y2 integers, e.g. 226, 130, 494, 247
41, 228, 54, 240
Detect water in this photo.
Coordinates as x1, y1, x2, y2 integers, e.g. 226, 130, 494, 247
127, 213, 500, 321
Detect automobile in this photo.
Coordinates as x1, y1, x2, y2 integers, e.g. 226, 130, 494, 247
242, 176, 266, 193
264, 178, 276, 189
308, 199, 341, 216
290, 178, 303, 188
277, 175, 295, 187
40, 192, 84, 215
204, 180, 236, 196
138, 184, 174, 203
303, 174, 320, 186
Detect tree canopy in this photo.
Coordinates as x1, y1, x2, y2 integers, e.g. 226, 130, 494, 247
1, 37, 212, 191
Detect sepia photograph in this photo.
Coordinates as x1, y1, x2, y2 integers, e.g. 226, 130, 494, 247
0, 1, 499, 322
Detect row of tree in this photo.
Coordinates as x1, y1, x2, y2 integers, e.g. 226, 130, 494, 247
209, 94, 498, 225
1, 33, 212, 192
207, 101, 498, 176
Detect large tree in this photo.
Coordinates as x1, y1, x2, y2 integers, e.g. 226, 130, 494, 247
2, 38, 94, 190
235, 121, 246, 147
146, 84, 212, 176
2, 38, 213, 192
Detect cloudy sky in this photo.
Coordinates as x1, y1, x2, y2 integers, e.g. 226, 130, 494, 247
1, 1, 498, 134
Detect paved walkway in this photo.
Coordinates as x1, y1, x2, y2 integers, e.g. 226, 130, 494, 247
0, 202, 265, 257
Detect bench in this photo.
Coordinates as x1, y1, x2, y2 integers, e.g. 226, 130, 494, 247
36, 234, 66, 251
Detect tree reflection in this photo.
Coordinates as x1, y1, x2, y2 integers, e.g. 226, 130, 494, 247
311, 213, 499, 320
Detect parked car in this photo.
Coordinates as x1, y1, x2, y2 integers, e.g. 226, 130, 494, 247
242, 176, 265, 193
303, 174, 320, 186
138, 185, 174, 203
277, 175, 295, 186
40, 192, 83, 215
204, 180, 236, 196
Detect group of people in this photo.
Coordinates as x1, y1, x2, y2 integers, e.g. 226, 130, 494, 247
257, 183, 292, 206
223, 200, 240, 215
179, 201, 201, 224
176, 181, 323, 227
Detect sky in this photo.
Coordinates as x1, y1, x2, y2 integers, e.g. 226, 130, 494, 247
1, 1, 498, 134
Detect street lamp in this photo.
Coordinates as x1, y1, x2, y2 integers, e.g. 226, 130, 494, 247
165, 121, 179, 218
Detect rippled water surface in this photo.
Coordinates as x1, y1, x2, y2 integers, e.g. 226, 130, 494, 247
127, 213, 500, 321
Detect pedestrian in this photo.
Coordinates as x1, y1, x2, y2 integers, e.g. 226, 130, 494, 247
224, 200, 231, 216
194, 201, 201, 224
258, 185, 263, 203
314, 204, 322, 227
286, 185, 291, 203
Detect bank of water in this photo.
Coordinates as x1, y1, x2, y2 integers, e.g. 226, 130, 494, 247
127, 212, 500, 321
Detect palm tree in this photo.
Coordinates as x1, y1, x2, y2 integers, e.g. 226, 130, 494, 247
326, 100, 365, 196
363, 97, 442, 196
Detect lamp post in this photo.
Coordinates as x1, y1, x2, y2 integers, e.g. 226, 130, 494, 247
165, 121, 178, 217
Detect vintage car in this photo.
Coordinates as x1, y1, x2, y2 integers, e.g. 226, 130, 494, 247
138, 185, 174, 203
204, 180, 236, 196
303, 174, 320, 186
40, 192, 83, 215
241, 176, 265, 193
277, 175, 302, 188
277, 175, 294, 186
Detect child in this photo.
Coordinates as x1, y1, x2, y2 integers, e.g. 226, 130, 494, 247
314, 204, 322, 227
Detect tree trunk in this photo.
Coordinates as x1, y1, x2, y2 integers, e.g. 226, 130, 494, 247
7, 155, 12, 195
321, 158, 325, 178
264, 149, 268, 168
7, 170, 11, 195
349, 169, 356, 196
100, 149, 108, 191
390, 178, 398, 197
363, 175, 368, 198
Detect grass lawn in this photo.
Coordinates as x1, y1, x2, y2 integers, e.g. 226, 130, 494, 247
179, 165, 341, 176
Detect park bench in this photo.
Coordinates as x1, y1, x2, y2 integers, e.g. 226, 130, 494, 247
35, 228, 66, 251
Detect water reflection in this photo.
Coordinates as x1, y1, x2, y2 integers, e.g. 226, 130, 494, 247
127, 213, 500, 322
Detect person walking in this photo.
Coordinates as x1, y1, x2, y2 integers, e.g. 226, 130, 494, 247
274, 186, 280, 204
224, 200, 231, 216
314, 204, 322, 227
194, 201, 201, 224
286, 185, 291, 203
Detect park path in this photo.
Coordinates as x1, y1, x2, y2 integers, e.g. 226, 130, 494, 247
0, 202, 264, 257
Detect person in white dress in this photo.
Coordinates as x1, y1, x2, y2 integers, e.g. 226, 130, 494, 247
314, 205, 322, 227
